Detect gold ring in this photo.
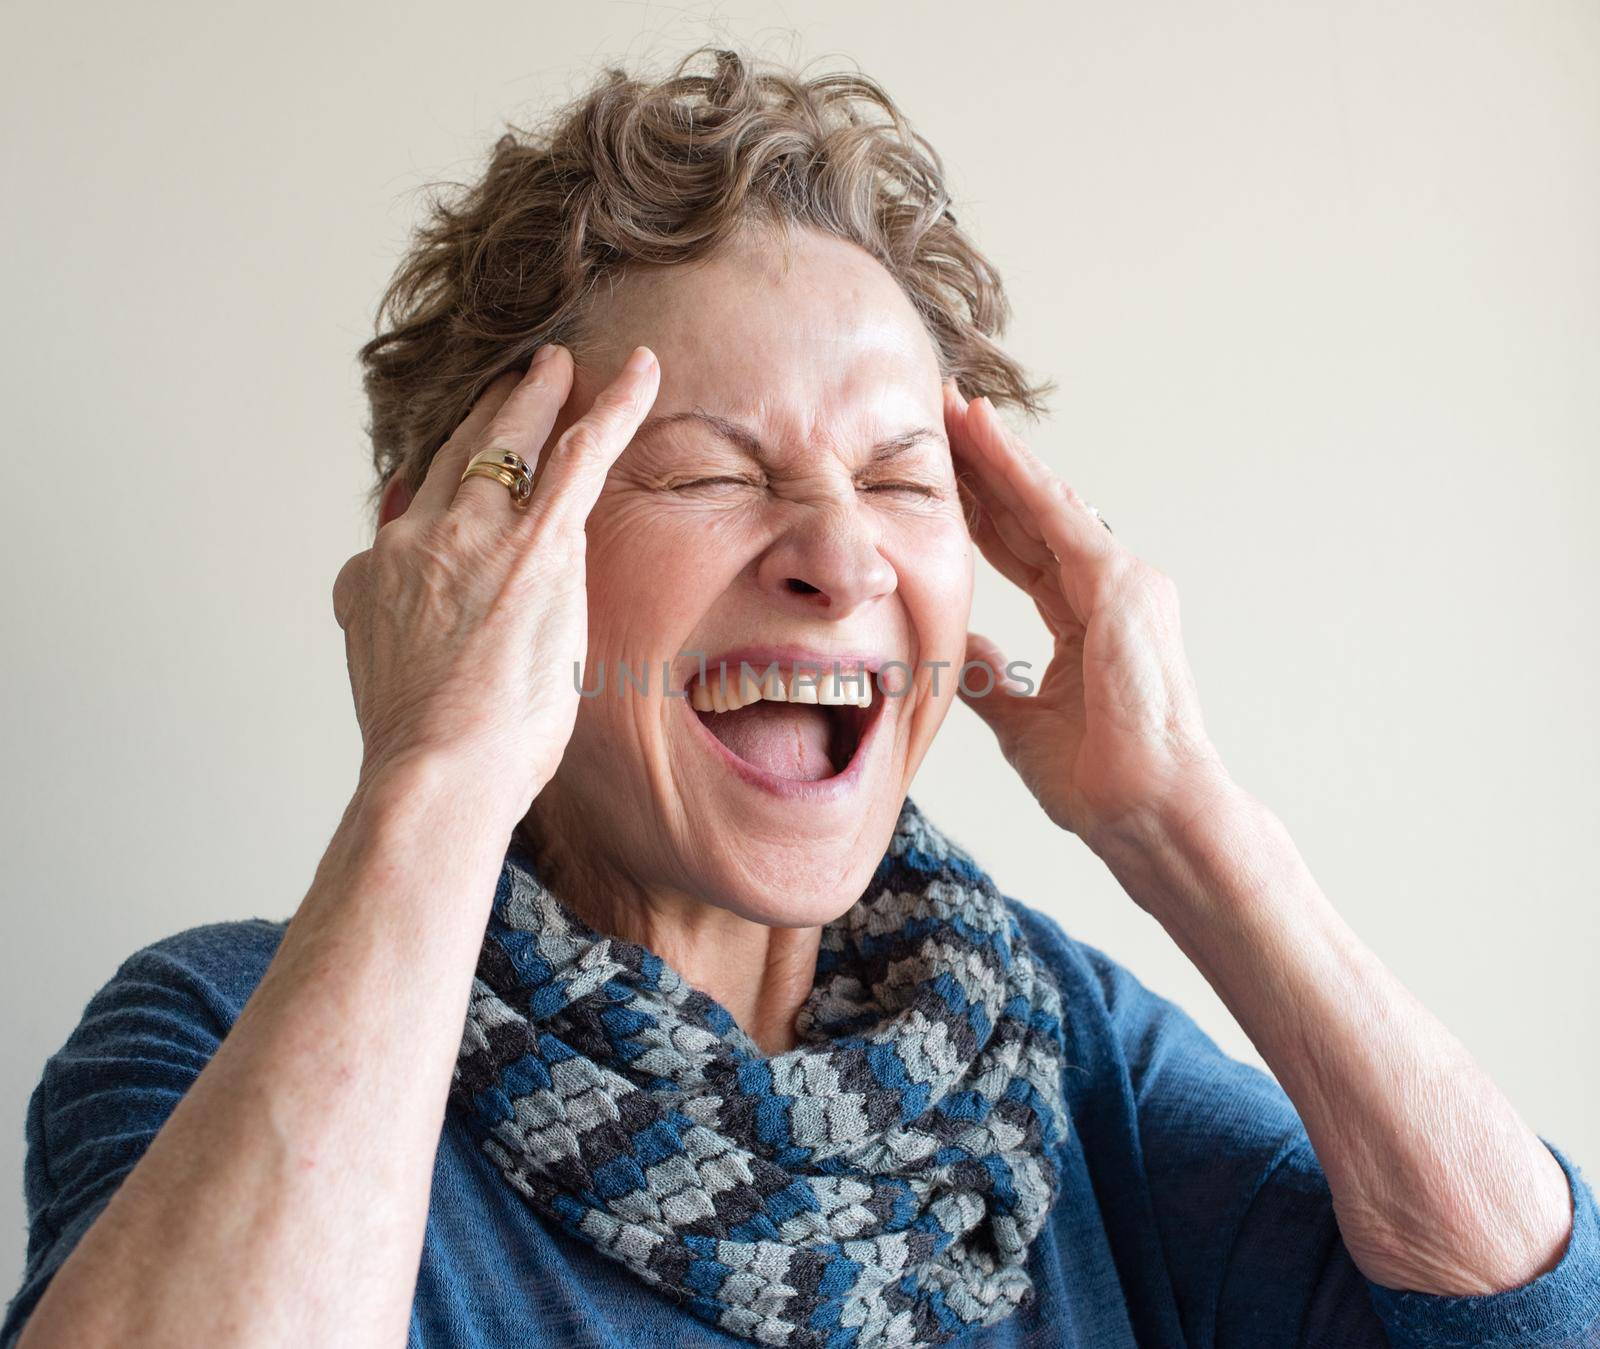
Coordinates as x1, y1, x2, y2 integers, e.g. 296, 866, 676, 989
460, 448, 534, 508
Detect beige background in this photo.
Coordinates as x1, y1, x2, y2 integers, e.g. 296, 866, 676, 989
2, 0, 1596, 1294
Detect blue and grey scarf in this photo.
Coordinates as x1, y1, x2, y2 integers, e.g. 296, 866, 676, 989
450, 797, 1071, 1347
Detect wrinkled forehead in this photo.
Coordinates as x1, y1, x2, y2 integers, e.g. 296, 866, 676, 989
583, 230, 945, 444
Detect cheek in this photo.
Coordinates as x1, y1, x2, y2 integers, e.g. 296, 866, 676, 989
583, 498, 738, 651
889, 516, 974, 663
566, 505, 718, 768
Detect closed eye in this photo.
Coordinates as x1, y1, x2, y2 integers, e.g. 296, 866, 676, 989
860, 480, 940, 498
669, 475, 940, 498
671, 475, 765, 492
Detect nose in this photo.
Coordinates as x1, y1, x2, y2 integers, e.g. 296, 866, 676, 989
755, 504, 896, 618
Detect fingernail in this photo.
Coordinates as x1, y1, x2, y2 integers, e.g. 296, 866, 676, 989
532, 343, 561, 367
624, 345, 657, 375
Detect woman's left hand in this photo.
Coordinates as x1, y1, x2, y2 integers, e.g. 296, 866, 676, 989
943, 379, 1237, 860
944, 385, 1585, 1302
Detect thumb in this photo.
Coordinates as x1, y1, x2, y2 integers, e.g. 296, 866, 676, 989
957, 632, 1033, 742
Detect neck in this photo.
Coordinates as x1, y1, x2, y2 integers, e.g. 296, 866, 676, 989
515, 818, 822, 1056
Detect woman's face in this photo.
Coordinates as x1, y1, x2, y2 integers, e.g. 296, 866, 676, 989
530, 226, 975, 926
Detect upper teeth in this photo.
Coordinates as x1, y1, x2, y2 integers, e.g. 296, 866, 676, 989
689, 666, 873, 713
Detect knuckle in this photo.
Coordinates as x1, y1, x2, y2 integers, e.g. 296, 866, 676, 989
374, 518, 456, 596
331, 550, 371, 627
1089, 553, 1140, 607
1133, 564, 1181, 616
1151, 575, 1179, 615
371, 517, 413, 559
1128, 559, 1163, 593
554, 421, 603, 459
1139, 561, 1173, 591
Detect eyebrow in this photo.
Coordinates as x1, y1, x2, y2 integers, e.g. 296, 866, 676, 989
634, 409, 943, 466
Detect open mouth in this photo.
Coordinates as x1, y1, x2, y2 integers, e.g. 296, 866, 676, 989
686, 660, 882, 784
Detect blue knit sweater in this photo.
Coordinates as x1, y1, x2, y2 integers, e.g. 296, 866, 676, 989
5, 883, 1597, 1347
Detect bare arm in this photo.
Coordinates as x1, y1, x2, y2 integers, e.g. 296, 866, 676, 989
943, 382, 1573, 1299
18, 762, 512, 1348
17, 339, 661, 1348
1094, 778, 1574, 1296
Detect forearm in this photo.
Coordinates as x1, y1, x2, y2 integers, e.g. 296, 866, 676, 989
20, 759, 516, 1349
1093, 778, 1574, 1296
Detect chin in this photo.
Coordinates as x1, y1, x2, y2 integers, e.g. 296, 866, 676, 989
679, 828, 897, 929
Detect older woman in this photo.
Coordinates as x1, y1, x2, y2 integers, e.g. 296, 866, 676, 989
5, 46, 1597, 1349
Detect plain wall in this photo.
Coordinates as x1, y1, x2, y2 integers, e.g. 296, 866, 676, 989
2, 0, 1595, 1294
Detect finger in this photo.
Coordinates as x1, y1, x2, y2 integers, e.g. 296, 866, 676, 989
951, 409, 1059, 580
450, 345, 577, 518
407, 367, 528, 519
957, 631, 1034, 744
528, 345, 660, 530
987, 523, 1078, 632
963, 486, 1038, 590
959, 436, 1083, 632
952, 410, 1077, 627
942, 374, 971, 428
944, 384, 1048, 549
951, 390, 1083, 632
985, 483, 1061, 574
962, 631, 1030, 695
963, 395, 1123, 624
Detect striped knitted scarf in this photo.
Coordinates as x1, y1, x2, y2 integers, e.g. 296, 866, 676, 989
450, 797, 1071, 1348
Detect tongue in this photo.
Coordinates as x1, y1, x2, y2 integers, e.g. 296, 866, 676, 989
702, 701, 835, 781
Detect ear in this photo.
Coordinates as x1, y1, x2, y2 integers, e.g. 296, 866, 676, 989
378, 473, 414, 527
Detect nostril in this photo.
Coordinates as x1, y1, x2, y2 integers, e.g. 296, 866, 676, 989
785, 578, 821, 595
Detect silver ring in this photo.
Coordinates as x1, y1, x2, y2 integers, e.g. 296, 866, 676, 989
1085, 504, 1113, 535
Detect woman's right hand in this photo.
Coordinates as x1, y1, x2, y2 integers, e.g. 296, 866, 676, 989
332, 342, 660, 826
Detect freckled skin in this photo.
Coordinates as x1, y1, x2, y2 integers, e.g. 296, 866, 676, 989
520, 227, 974, 1019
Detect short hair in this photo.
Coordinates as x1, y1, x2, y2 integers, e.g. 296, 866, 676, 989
358, 44, 1053, 507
